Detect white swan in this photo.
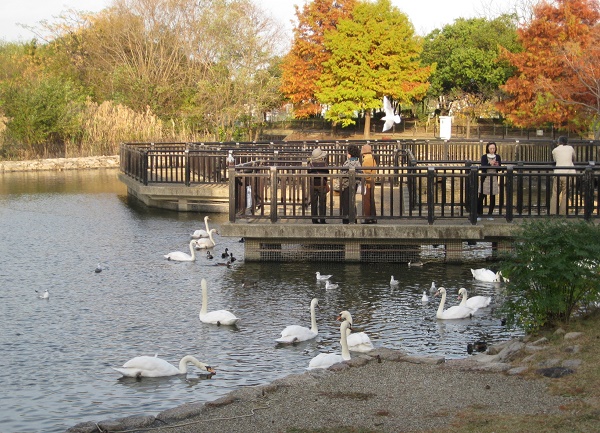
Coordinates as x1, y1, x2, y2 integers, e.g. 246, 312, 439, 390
276, 298, 319, 343
316, 271, 332, 281
194, 229, 217, 249
421, 291, 429, 303
435, 287, 474, 320
337, 310, 374, 352
458, 288, 491, 311
36, 289, 49, 299
470, 268, 502, 282
191, 216, 211, 239
325, 280, 338, 290
390, 276, 399, 286
382, 96, 401, 132
164, 240, 197, 262
307, 320, 351, 369
199, 278, 239, 326
112, 355, 215, 378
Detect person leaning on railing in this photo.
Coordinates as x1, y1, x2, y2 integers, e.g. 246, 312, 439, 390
308, 147, 329, 224
361, 144, 377, 224
340, 144, 362, 224
550, 136, 576, 215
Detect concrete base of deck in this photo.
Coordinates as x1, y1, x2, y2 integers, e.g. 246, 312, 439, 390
220, 220, 518, 263
118, 173, 229, 212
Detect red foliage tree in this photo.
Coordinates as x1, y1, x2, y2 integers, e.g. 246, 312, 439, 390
280, 0, 356, 118
498, 0, 600, 135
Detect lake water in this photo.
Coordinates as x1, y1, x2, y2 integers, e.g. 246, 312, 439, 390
0, 169, 522, 433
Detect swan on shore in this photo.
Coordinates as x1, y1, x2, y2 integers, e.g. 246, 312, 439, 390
194, 229, 217, 249
307, 320, 351, 369
435, 287, 474, 320
191, 216, 211, 239
276, 298, 319, 343
164, 240, 197, 262
199, 278, 239, 326
458, 288, 491, 311
112, 355, 215, 378
337, 310, 374, 352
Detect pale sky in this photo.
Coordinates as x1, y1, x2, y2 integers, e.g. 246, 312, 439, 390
0, 0, 515, 42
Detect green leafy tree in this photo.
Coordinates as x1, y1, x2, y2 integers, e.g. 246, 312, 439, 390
501, 219, 600, 333
316, 0, 431, 137
421, 15, 520, 135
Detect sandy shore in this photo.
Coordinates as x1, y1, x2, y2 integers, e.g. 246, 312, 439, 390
66, 347, 572, 433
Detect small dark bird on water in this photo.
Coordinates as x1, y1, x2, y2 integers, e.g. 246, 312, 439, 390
467, 341, 488, 354
206, 251, 213, 260
221, 248, 229, 259
229, 252, 236, 263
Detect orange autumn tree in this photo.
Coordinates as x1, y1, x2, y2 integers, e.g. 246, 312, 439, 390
280, 0, 356, 118
498, 0, 600, 137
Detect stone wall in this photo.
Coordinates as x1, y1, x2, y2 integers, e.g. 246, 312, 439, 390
0, 155, 120, 172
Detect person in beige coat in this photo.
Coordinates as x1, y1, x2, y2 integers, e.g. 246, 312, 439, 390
361, 144, 377, 224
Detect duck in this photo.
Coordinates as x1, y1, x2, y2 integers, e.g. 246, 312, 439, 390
194, 229, 217, 249
307, 320, 351, 369
221, 248, 229, 259
434, 287, 474, 320
421, 291, 429, 303
164, 240, 197, 262
191, 216, 211, 239
325, 280, 339, 290
458, 288, 491, 311
470, 268, 502, 282
36, 289, 50, 299
316, 271, 332, 281
390, 276, 400, 286
467, 341, 488, 354
229, 252, 236, 263
199, 278, 239, 326
337, 310, 374, 352
94, 262, 108, 273
276, 298, 319, 344
408, 260, 424, 267
112, 354, 215, 378
206, 251, 213, 260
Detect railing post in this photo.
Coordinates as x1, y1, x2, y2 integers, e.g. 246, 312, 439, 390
427, 167, 435, 225
583, 164, 594, 221
142, 150, 149, 186
229, 167, 237, 222
468, 165, 478, 224
270, 166, 278, 223
516, 162, 524, 214
505, 165, 514, 222
185, 149, 190, 186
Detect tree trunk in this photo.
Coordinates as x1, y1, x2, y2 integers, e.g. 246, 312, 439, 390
364, 110, 371, 139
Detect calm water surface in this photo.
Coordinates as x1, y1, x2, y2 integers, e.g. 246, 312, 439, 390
0, 169, 522, 433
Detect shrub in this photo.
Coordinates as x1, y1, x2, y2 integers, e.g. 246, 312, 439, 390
500, 219, 600, 333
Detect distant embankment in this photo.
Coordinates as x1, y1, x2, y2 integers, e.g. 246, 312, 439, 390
0, 156, 120, 172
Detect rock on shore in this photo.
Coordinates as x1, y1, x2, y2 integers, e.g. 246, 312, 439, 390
0, 156, 119, 172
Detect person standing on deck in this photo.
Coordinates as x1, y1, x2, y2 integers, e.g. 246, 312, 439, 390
361, 144, 377, 224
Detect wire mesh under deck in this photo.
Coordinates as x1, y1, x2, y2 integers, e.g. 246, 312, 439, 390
243, 238, 511, 263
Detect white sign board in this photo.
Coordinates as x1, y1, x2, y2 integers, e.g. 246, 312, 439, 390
439, 116, 452, 140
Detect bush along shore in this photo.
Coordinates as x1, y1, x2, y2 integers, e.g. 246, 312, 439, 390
0, 156, 119, 172
66, 324, 597, 433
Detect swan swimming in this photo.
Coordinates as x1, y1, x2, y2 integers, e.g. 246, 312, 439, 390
276, 298, 319, 343
36, 289, 49, 299
199, 278, 239, 326
316, 271, 332, 281
112, 355, 215, 378
191, 216, 211, 239
194, 229, 217, 249
164, 240, 197, 262
390, 276, 400, 286
434, 287, 474, 320
458, 288, 491, 311
307, 320, 351, 369
470, 268, 502, 282
382, 96, 401, 132
337, 310, 374, 352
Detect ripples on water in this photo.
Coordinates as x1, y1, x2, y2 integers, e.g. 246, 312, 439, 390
0, 169, 523, 433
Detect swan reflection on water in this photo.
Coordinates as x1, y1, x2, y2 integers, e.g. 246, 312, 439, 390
116, 373, 215, 391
